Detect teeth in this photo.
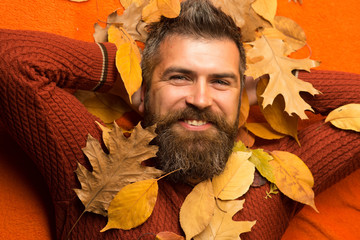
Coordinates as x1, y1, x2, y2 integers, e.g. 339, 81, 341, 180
185, 120, 207, 126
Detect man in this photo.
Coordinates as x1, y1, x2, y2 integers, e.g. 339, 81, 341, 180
0, 0, 359, 239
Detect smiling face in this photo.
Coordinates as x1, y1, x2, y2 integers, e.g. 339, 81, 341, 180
139, 35, 243, 182
140, 35, 242, 131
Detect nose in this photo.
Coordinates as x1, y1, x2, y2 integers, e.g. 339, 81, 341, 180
185, 79, 212, 109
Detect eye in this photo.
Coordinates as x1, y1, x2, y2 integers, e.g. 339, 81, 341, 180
168, 75, 192, 85
212, 79, 230, 86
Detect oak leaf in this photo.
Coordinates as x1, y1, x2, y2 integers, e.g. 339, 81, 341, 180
156, 231, 185, 240
108, 25, 142, 103
211, 0, 271, 41
212, 151, 254, 200
269, 150, 318, 211
245, 35, 320, 119
325, 103, 360, 132
193, 199, 256, 240
101, 178, 159, 231
74, 123, 163, 216
142, 0, 181, 23
256, 75, 299, 143
180, 179, 215, 240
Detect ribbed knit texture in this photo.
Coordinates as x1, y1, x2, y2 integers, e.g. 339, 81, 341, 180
0, 29, 359, 240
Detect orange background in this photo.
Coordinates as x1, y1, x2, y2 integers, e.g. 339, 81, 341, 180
0, 0, 359, 239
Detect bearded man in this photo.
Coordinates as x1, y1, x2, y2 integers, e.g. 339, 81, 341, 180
0, 0, 359, 239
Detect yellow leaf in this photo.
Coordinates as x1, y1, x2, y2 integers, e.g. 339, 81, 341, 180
212, 151, 254, 200
74, 123, 162, 216
245, 35, 320, 119
251, 0, 277, 24
273, 16, 307, 51
120, 0, 144, 9
325, 103, 360, 132
108, 25, 142, 103
256, 75, 300, 143
180, 179, 215, 240
245, 122, 286, 140
194, 199, 256, 240
269, 151, 318, 212
239, 88, 250, 127
142, 0, 181, 23
101, 179, 159, 231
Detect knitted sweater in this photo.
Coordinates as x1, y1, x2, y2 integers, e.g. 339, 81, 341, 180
0, 29, 359, 240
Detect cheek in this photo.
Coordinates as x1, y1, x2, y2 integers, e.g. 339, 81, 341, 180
149, 88, 187, 116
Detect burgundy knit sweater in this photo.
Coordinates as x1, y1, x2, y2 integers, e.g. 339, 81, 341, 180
0, 29, 359, 240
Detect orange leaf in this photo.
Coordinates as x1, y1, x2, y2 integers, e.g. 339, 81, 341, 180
239, 88, 250, 127
269, 151, 318, 212
245, 122, 286, 140
142, 0, 181, 23
156, 231, 185, 240
236, 127, 255, 148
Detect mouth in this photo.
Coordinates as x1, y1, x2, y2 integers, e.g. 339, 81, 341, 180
178, 119, 212, 131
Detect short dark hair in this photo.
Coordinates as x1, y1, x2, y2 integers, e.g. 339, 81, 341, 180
141, 0, 246, 89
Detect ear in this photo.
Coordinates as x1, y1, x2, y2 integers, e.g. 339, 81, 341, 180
138, 83, 147, 114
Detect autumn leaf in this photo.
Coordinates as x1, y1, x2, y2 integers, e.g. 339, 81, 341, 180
245, 35, 320, 119
251, 0, 277, 24
142, 0, 181, 23
193, 199, 256, 240
269, 150, 318, 211
325, 103, 360, 132
101, 179, 159, 231
245, 122, 286, 140
93, 3, 148, 43
211, 0, 271, 41
180, 179, 215, 240
239, 88, 250, 127
233, 141, 275, 184
156, 231, 185, 240
212, 151, 254, 200
256, 75, 299, 143
74, 123, 163, 216
120, 0, 145, 9
273, 16, 307, 51
108, 25, 142, 104
236, 127, 255, 148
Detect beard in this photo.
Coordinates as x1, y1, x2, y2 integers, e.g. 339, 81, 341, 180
143, 105, 239, 183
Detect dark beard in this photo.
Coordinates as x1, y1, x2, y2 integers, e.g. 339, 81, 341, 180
143, 106, 238, 183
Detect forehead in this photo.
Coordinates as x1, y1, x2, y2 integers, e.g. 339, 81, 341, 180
154, 35, 241, 78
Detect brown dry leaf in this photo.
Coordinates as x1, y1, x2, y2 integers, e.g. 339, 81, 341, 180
211, 0, 271, 41
269, 150, 318, 211
233, 141, 275, 184
245, 122, 286, 140
194, 199, 256, 240
251, 0, 277, 24
108, 25, 142, 103
74, 123, 163, 216
156, 231, 185, 240
93, 3, 148, 43
212, 151, 254, 200
239, 88, 250, 127
180, 179, 215, 240
256, 76, 299, 143
142, 0, 181, 23
273, 16, 307, 51
325, 103, 360, 132
245, 35, 320, 119
101, 179, 158, 231
236, 127, 255, 148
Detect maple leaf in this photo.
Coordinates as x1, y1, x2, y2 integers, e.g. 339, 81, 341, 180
142, 0, 181, 23
101, 178, 159, 231
74, 123, 163, 216
245, 35, 320, 119
269, 150, 318, 212
212, 151, 255, 200
93, 3, 148, 43
180, 179, 215, 240
210, 0, 271, 41
325, 103, 360, 132
193, 199, 256, 240
108, 25, 143, 104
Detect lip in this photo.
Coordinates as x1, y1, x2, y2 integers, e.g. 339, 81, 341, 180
178, 119, 212, 131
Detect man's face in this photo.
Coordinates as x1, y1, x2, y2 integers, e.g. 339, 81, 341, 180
140, 35, 242, 182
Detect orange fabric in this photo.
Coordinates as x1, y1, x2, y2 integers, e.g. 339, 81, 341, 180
0, 0, 359, 239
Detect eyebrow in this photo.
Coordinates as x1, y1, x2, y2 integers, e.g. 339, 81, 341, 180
161, 67, 239, 83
